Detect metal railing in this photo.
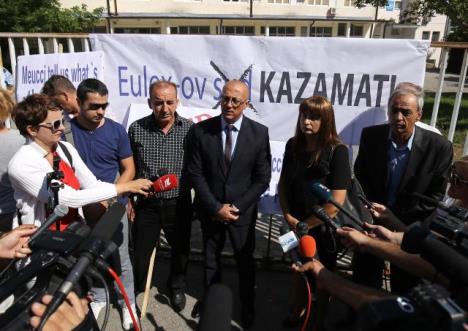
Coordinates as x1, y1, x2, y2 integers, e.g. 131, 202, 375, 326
1, 33, 467, 154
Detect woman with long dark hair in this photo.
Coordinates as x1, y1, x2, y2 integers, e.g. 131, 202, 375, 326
278, 96, 351, 328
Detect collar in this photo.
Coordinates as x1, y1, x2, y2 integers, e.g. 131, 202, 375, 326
150, 112, 183, 130
221, 114, 243, 131
27, 139, 52, 157
388, 125, 416, 151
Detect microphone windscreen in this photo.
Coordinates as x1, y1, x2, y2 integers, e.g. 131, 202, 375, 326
299, 235, 317, 259
199, 284, 232, 331
153, 174, 179, 192
310, 182, 332, 204
401, 222, 430, 254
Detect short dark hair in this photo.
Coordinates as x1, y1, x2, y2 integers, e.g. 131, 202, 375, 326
41, 75, 75, 96
77, 78, 108, 102
148, 80, 178, 99
13, 94, 61, 137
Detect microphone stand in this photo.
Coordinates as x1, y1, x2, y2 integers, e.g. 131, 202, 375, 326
46, 154, 64, 231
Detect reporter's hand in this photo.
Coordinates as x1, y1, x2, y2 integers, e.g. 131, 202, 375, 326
0, 225, 36, 259
117, 178, 153, 197
364, 222, 401, 245
30, 292, 88, 331
336, 226, 370, 251
292, 259, 325, 278
127, 201, 135, 222
216, 204, 239, 222
285, 215, 300, 231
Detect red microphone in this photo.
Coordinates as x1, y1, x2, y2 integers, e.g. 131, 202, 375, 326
152, 174, 179, 193
299, 235, 317, 261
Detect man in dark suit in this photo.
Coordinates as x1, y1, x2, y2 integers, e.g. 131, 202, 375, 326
187, 80, 271, 329
353, 83, 453, 293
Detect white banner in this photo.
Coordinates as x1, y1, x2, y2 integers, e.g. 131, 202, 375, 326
15, 51, 105, 102
90, 34, 429, 145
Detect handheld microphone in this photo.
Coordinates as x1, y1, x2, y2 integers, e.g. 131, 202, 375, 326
152, 174, 179, 193
299, 235, 317, 261
38, 203, 126, 330
310, 182, 364, 230
412, 192, 468, 221
311, 206, 340, 231
28, 204, 69, 247
296, 222, 309, 238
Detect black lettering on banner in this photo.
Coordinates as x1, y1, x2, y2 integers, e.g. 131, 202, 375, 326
390, 74, 397, 95
313, 72, 328, 98
373, 74, 389, 107
294, 72, 311, 104
331, 73, 354, 106
276, 72, 292, 103
260, 71, 275, 103
354, 74, 371, 107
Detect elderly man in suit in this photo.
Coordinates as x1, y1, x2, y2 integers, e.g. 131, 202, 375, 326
353, 83, 453, 293
187, 80, 271, 329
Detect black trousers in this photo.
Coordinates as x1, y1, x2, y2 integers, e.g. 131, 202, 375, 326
133, 196, 192, 293
201, 219, 256, 310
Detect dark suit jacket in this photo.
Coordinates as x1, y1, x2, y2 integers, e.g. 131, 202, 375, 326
354, 124, 453, 225
187, 115, 271, 226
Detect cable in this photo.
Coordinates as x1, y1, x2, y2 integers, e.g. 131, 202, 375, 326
106, 266, 140, 331
92, 269, 111, 331
301, 273, 312, 331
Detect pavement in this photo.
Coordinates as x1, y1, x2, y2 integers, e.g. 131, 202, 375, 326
96, 215, 353, 331
423, 70, 468, 93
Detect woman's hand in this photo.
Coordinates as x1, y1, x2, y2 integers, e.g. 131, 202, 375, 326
363, 222, 402, 245
285, 215, 300, 231
0, 225, 37, 259
336, 226, 371, 251
292, 259, 325, 279
30, 292, 89, 331
117, 178, 153, 196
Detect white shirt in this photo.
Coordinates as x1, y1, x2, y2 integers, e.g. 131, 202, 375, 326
8, 140, 117, 227
221, 115, 243, 159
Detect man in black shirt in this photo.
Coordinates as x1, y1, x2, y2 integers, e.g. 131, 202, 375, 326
128, 81, 193, 312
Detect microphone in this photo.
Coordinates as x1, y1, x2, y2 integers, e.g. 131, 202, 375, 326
402, 222, 468, 287
299, 235, 317, 261
296, 222, 309, 238
38, 203, 126, 329
310, 182, 364, 230
412, 192, 468, 221
28, 204, 69, 246
152, 174, 179, 193
310, 206, 340, 231
199, 284, 232, 331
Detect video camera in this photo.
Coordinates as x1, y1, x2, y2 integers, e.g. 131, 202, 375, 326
357, 193, 468, 331
0, 203, 125, 331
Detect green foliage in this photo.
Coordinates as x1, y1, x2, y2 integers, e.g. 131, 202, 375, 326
353, 0, 388, 9
403, 0, 468, 41
0, 0, 103, 33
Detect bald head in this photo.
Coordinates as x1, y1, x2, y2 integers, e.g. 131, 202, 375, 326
221, 80, 250, 124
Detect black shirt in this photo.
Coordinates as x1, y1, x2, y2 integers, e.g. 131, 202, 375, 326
280, 138, 351, 221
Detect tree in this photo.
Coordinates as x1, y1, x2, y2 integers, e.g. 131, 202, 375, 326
353, 0, 467, 41
403, 0, 467, 41
352, 0, 389, 37
0, 0, 103, 33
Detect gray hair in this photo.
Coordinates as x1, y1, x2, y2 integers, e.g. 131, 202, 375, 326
388, 82, 424, 113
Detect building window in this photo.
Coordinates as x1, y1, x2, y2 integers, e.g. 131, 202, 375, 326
300, 26, 308, 36
268, 0, 289, 3
222, 26, 255, 35
224, 0, 249, 2
422, 31, 430, 40
304, 0, 330, 4
431, 31, 440, 41
261, 26, 295, 36
344, 0, 356, 6
170, 26, 210, 34
310, 27, 332, 37
114, 27, 161, 34
337, 23, 347, 36
394, 0, 402, 9
350, 24, 363, 37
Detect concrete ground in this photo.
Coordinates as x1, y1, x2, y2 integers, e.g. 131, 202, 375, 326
423, 70, 468, 93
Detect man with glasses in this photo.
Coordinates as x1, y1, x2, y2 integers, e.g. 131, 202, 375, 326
128, 80, 193, 313
70, 78, 138, 330
187, 80, 271, 329
353, 83, 453, 293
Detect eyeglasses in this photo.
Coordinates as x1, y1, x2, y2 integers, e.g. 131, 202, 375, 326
221, 96, 247, 108
87, 102, 109, 111
38, 118, 64, 132
449, 165, 468, 186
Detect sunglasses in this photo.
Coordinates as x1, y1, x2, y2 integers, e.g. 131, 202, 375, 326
221, 96, 247, 108
38, 118, 64, 132
87, 102, 109, 111
449, 165, 468, 186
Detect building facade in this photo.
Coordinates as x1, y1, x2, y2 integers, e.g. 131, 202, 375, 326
60, 0, 447, 66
